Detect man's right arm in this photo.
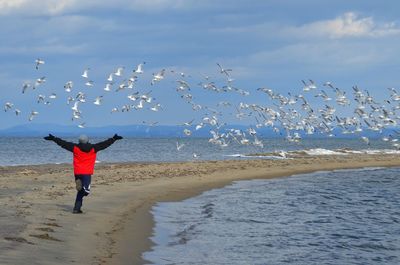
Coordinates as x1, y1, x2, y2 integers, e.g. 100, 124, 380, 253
44, 134, 74, 152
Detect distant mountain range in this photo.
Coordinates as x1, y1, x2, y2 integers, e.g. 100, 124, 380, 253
0, 123, 394, 138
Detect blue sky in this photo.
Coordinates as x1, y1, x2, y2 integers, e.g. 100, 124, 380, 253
1, 0, 400, 129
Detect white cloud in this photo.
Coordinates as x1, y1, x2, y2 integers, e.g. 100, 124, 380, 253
292, 12, 400, 39
211, 12, 400, 41
0, 0, 201, 16
0, 0, 74, 15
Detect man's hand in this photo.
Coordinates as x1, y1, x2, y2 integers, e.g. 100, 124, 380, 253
44, 134, 55, 141
113, 134, 123, 140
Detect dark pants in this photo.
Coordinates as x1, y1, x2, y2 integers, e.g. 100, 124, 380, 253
74, 174, 91, 210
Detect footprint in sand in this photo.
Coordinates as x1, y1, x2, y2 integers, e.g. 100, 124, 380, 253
4, 236, 35, 245
29, 233, 62, 242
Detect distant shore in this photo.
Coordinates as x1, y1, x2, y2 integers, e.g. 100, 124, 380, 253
1, 154, 400, 264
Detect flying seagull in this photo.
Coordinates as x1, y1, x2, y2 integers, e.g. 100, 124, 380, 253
35, 58, 45, 70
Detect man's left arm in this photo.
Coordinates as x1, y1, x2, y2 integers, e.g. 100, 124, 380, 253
93, 134, 123, 152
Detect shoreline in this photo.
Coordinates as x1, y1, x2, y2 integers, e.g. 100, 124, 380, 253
1, 154, 400, 264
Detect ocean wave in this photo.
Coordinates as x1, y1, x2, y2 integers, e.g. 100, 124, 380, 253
301, 148, 348, 156
224, 154, 288, 159
239, 148, 400, 159
290, 148, 400, 156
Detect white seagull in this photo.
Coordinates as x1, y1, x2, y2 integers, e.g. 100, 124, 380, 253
4, 102, 13, 112
64, 81, 73, 92
361, 136, 370, 145
134, 62, 145, 74
35, 58, 45, 70
34, 76, 46, 89
93, 96, 103, 105
107, 73, 114, 82
216, 63, 232, 77
29, 111, 39, 121
71, 101, 80, 112
184, 128, 192, 136
82, 68, 90, 78
176, 141, 185, 151
114, 67, 124, 77
22, 82, 31, 94
104, 83, 113, 92
150, 103, 162, 112
151, 69, 165, 85
85, 80, 94, 87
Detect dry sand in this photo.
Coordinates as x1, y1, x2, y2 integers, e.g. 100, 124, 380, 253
1, 154, 400, 264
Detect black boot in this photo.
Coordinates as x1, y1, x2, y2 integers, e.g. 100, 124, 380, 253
73, 201, 83, 214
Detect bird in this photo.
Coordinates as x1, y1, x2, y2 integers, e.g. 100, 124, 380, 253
34, 76, 46, 89
121, 104, 131, 112
114, 67, 124, 77
82, 68, 90, 78
127, 93, 140, 101
116, 81, 127, 92
85, 80, 94, 87
37, 94, 46, 104
361, 136, 370, 145
4, 102, 13, 112
253, 137, 264, 148
64, 81, 73, 92
184, 129, 192, 136
15, 109, 21, 116
22, 82, 31, 94
216, 63, 232, 77
248, 128, 257, 136
176, 141, 185, 151
71, 101, 80, 112
78, 122, 86, 128
151, 69, 165, 85
28, 111, 39, 121
195, 123, 204, 130
182, 119, 194, 126
75, 92, 86, 103
72, 110, 82, 120
107, 73, 114, 82
302, 79, 317, 91
35, 58, 45, 70
133, 62, 145, 74
176, 80, 190, 91
104, 83, 113, 92
134, 100, 145, 110
150, 103, 162, 112
93, 96, 103, 105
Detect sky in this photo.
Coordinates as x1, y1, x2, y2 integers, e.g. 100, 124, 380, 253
1, 0, 400, 129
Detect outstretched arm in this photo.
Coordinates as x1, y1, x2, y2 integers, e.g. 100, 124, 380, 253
44, 134, 74, 152
93, 134, 123, 152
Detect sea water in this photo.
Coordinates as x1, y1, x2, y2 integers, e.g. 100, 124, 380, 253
143, 167, 400, 265
0, 137, 398, 166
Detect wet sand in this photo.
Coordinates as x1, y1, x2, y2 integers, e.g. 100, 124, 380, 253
1, 154, 400, 264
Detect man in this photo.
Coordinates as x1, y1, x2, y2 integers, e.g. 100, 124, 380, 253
44, 133, 123, 213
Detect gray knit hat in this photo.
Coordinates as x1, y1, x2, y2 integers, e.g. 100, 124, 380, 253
78, 134, 89, 144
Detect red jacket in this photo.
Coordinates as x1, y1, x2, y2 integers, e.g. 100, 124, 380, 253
52, 137, 116, 175
73, 146, 97, 175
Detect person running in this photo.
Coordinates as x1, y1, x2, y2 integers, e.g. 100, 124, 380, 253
44, 133, 123, 213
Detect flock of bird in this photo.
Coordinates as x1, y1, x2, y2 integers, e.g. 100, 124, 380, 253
3, 58, 400, 152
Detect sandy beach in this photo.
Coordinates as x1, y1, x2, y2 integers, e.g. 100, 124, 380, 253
1, 154, 400, 265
